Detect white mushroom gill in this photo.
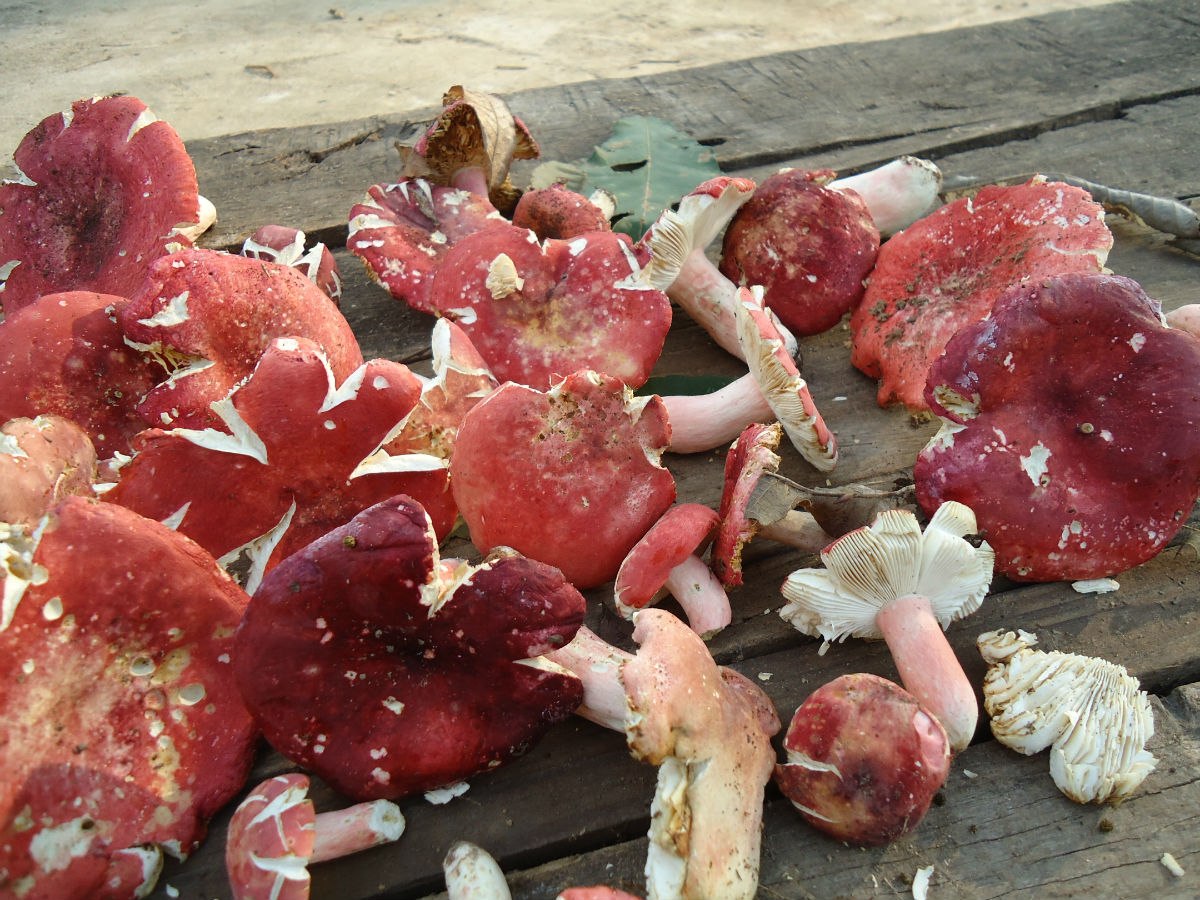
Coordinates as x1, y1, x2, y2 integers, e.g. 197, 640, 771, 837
136, 291, 191, 328
1, 519, 49, 632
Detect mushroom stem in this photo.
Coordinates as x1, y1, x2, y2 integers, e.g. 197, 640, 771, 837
661, 375, 772, 454
874, 593, 978, 752
310, 798, 406, 864
543, 625, 632, 732
451, 167, 491, 198
757, 510, 833, 553
443, 841, 512, 900
662, 554, 732, 637
669, 250, 746, 359
829, 156, 942, 237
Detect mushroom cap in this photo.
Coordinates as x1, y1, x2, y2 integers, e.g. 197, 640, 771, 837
233, 495, 586, 800
774, 672, 951, 846
243, 225, 343, 305
0, 95, 205, 314
118, 247, 364, 432
225, 774, 317, 900
849, 177, 1113, 411
914, 272, 1200, 581
614, 502, 720, 616
779, 501, 994, 645
348, 178, 506, 314
0, 496, 257, 883
428, 223, 672, 389
0, 415, 97, 525
0, 290, 161, 456
978, 630, 1157, 804
512, 183, 613, 240
450, 370, 676, 590
712, 422, 783, 586
721, 168, 880, 336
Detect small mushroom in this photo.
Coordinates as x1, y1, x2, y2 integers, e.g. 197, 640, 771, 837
512, 182, 615, 240
0, 415, 97, 525
242, 224, 343, 305
774, 672, 951, 846
779, 502, 995, 751
978, 629, 1157, 804
226, 773, 405, 900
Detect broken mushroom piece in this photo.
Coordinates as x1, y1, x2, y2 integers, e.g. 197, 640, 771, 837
774, 672, 952, 846
226, 773, 405, 900
720, 168, 880, 337
234, 495, 586, 800
546, 611, 780, 900
978, 630, 1157, 804
0, 95, 213, 314
850, 176, 1113, 412
780, 502, 995, 752
443, 841, 512, 900
615, 503, 732, 638
242, 224, 343, 305
914, 272, 1200, 582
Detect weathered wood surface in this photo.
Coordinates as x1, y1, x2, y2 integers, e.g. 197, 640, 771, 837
152, 1, 1200, 898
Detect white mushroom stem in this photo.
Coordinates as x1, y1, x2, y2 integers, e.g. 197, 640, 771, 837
874, 593, 978, 753
1166, 303, 1200, 338
443, 841, 512, 900
758, 510, 833, 553
543, 625, 633, 732
662, 554, 732, 637
309, 799, 406, 864
669, 250, 748, 359
661, 376, 772, 454
828, 156, 943, 237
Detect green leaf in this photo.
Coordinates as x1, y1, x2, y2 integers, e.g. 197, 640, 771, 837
635, 373, 739, 397
531, 117, 721, 239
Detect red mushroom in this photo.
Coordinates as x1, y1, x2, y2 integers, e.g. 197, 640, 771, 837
0, 290, 161, 456
774, 672, 952, 846
512, 182, 615, 239
450, 369, 676, 590
828, 156, 943, 237
0, 496, 257, 894
426, 222, 672, 389
850, 176, 1113, 412
914, 272, 1200, 581
233, 495, 586, 800
0, 95, 213, 314
720, 168, 880, 337
0, 415, 97, 525
242, 224, 343, 304
614, 503, 732, 637
226, 773, 405, 900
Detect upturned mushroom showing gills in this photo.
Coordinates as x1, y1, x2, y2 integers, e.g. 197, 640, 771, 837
850, 176, 1113, 412
774, 672, 951, 846
914, 272, 1200, 582
0, 95, 213, 315
233, 495, 586, 801
780, 502, 995, 752
978, 630, 1157, 804
450, 369, 676, 590
0, 496, 257, 898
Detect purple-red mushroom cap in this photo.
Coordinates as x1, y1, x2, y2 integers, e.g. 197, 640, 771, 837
243, 224, 343, 305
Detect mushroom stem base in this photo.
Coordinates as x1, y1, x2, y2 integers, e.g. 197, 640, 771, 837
310, 800, 405, 864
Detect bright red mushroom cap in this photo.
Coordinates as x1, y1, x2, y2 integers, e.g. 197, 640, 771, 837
850, 177, 1113, 412
720, 168, 880, 337
615, 503, 720, 614
450, 370, 677, 590
914, 272, 1200, 581
233, 495, 586, 800
0, 290, 161, 456
0, 95, 206, 315
0, 496, 257, 890
774, 672, 951, 846
118, 247, 364, 431
428, 223, 672, 389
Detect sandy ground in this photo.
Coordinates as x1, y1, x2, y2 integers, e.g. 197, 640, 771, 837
2, 0, 1118, 156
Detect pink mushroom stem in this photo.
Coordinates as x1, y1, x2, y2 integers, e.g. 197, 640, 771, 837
662, 554, 733, 637
310, 799, 407, 864
874, 593, 978, 752
451, 167, 491, 198
544, 625, 633, 732
661, 375, 772, 454
670, 250, 745, 359
758, 511, 833, 552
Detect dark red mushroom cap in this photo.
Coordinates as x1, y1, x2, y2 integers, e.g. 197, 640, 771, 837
774, 672, 951, 846
347, 178, 506, 314
118, 247, 364, 431
914, 272, 1200, 581
450, 370, 676, 590
233, 495, 586, 800
512, 183, 614, 240
428, 223, 672, 389
0, 291, 160, 456
720, 168, 880, 336
850, 177, 1113, 412
0, 496, 257, 887
243, 225, 343, 305
0, 95, 206, 315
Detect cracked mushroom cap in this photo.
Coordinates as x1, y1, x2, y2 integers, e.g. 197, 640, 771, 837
348, 177, 507, 314
850, 176, 1113, 412
427, 222, 672, 389
0, 496, 257, 889
449, 369, 676, 590
622, 608, 780, 900
720, 168, 880, 337
118, 247, 364, 432
914, 272, 1200, 582
0, 415, 97, 525
978, 629, 1157, 804
243, 224, 343, 305
0, 290, 161, 456
712, 422, 784, 587
233, 495, 585, 800
0, 95, 211, 315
